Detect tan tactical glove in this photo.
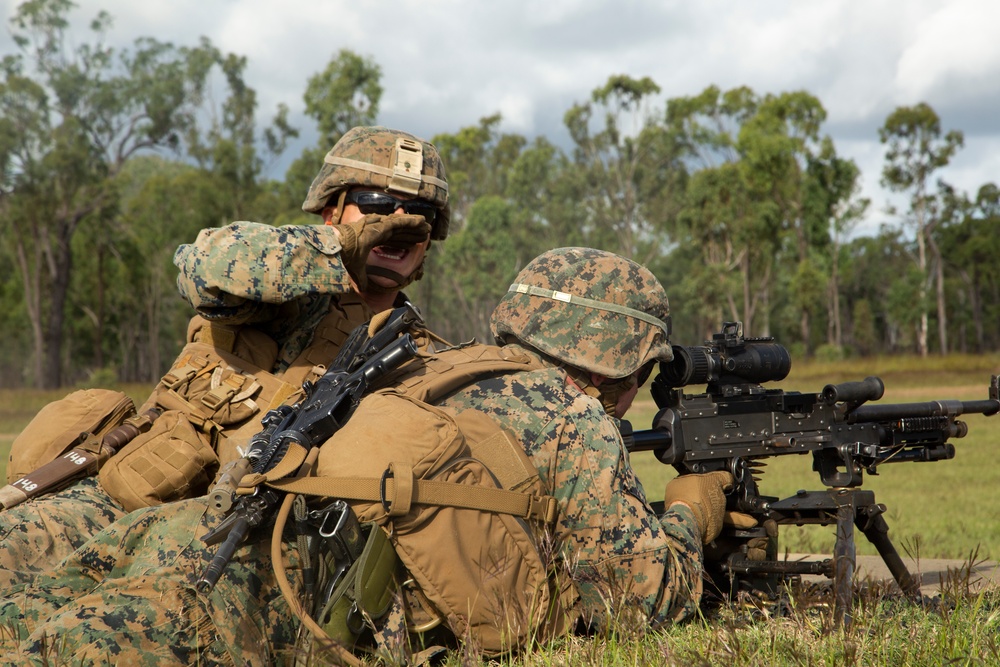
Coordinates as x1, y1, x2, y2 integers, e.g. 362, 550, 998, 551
337, 214, 431, 290
664, 471, 757, 544
744, 519, 779, 560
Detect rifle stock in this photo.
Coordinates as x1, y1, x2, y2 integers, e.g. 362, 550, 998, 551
0, 408, 161, 510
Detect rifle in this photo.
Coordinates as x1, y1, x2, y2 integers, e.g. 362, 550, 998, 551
0, 408, 161, 510
621, 321, 999, 626
197, 303, 423, 593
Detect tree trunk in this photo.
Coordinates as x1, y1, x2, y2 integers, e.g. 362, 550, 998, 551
13, 235, 45, 387
95, 245, 105, 370
931, 243, 948, 355
42, 230, 74, 389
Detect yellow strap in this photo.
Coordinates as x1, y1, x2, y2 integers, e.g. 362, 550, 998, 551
236, 442, 309, 493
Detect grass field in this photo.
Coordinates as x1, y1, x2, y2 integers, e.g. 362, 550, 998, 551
2, 356, 998, 666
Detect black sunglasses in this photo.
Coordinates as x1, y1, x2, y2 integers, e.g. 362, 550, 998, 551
345, 190, 438, 224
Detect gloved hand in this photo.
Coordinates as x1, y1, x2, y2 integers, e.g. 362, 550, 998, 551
664, 471, 757, 544
744, 519, 778, 561
336, 214, 431, 290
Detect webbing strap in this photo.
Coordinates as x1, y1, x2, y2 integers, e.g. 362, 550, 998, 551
266, 474, 559, 524
324, 155, 449, 192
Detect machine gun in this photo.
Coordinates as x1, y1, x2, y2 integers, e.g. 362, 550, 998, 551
197, 303, 423, 593
622, 322, 999, 625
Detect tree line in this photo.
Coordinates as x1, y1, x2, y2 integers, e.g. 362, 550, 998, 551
1, 0, 997, 389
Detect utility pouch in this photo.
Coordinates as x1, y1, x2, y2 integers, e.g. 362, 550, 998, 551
318, 523, 402, 648
98, 409, 220, 511
6, 388, 136, 484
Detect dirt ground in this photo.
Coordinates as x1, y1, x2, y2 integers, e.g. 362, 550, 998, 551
789, 553, 1000, 595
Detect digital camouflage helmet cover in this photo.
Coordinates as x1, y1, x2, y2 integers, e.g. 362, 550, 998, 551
491, 247, 673, 379
302, 126, 451, 240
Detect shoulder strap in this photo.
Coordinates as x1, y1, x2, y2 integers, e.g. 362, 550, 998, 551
266, 467, 558, 524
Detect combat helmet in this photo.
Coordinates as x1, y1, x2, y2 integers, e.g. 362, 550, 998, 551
491, 247, 673, 379
302, 126, 451, 240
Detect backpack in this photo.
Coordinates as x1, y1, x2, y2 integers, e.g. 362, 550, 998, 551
260, 342, 579, 660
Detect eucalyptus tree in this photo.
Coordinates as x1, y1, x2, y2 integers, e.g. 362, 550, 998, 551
802, 137, 868, 350
563, 74, 672, 260
0, 0, 297, 387
839, 228, 920, 353
665, 85, 860, 351
879, 102, 964, 356
665, 85, 776, 336
431, 113, 526, 227
412, 115, 528, 333
274, 49, 382, 226
936, 182, 1000, 353
436, 195, 521, 342
739, 90, 832, 352
0, 0, 223, 387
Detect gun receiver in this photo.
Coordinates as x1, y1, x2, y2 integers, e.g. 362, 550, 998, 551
623, 322, 999, 625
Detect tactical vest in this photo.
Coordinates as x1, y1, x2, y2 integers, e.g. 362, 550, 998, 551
98, 295, 373, 511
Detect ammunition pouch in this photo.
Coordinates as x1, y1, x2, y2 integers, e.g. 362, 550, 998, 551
99, 321, 302, 511
98, 409, 220, 512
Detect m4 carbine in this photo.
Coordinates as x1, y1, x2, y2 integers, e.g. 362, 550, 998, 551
622, 322, 999, 626
197, 303, 423, 594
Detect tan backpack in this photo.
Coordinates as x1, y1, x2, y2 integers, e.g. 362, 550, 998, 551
262, 343, 578, 659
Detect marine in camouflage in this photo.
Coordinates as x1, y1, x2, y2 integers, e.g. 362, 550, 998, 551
0, 126, 437, 594
437, 344, 703, 628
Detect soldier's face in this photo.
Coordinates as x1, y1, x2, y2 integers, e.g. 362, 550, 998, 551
338, 189, 433, 288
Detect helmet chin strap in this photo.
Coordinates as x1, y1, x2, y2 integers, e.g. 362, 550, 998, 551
563, 366, 635, 418
363, 260, 425, 295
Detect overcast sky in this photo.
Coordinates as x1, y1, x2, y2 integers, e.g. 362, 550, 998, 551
3, 0, 998, 237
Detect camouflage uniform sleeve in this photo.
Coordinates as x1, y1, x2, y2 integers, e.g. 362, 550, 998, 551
544, 401, 704, 628
173, 221, 354, 324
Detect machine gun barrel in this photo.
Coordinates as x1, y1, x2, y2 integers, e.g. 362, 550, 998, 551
847, 398, 1000, 423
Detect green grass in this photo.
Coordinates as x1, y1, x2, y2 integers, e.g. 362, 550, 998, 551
3, 357, 998, 666
426, 585, 1000, 666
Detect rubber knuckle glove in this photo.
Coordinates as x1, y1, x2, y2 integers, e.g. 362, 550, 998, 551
663, 470, 734, 544
337, 214, 432, 289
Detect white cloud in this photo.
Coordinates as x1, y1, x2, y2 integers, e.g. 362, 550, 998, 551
896, 0, 1000, 100
2, 0, 997, 237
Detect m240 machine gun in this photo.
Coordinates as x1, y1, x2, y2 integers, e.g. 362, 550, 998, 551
622, 322, 999, 625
